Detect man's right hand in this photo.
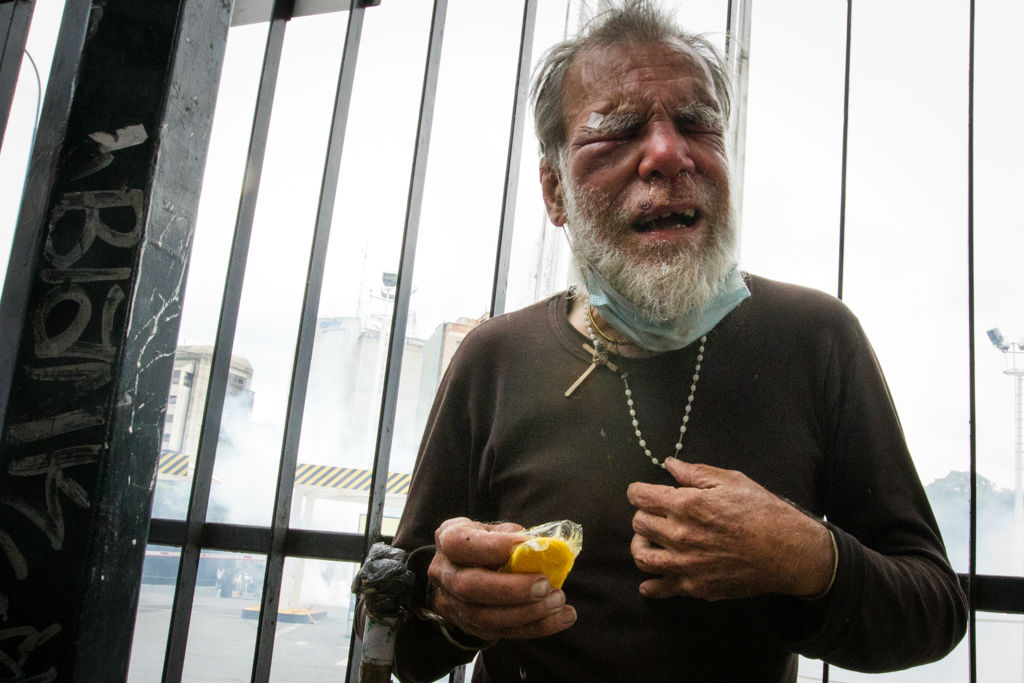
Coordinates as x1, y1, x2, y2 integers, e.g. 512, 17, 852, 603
427, 517, 578, 641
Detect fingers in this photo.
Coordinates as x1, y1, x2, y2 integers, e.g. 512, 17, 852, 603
630, 531, 670, 574
430, 550, 550, 606
663, 457, 720, 488
629, 533, 705, 600
435, 517, 527, 567
428, 517, 578, 641
432, 580, 577, 640
626, 460, 725, 515
627, 480, 709, 525
626, 464, 835, 601
631, 507, 692, 553
637, 574, 691, 600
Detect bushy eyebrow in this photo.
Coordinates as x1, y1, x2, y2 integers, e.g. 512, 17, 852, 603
578, 101, 724, 139
672, 102, 724, 132
581, 110, 643, 136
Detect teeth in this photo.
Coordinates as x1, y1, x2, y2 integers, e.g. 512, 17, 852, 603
637, 208, 699, 231
650, 208, 696, 220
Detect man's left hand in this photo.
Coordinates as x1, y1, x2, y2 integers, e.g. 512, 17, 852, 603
627, 458, 834, 601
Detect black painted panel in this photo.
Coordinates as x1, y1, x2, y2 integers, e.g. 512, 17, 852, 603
0, 1, 228, 680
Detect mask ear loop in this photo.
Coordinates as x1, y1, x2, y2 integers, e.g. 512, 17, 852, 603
558, 222, 590, 304
549, 159, 587, 301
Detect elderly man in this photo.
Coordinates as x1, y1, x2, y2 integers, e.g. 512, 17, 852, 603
387, 2, 967, 681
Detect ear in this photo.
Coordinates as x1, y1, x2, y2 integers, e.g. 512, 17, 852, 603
540, 157, 567, 226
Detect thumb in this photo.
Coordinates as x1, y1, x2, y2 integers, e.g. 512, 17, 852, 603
664, 458, 720, 489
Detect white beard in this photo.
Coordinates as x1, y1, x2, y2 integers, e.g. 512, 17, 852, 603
561, 167, 738, 322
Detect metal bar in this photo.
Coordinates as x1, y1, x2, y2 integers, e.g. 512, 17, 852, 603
489, 0, 537, 317
822, 12, 853, 683
966, 0, 977, 680
347, 8, 448, 677
724, 0, 751, 237
283, 528, 366, 559
836, 0, 852, 302
970, 575, 1024, 615
232, 0, 379, 27
0, 0, 89, 432
361, 0, 448, 552
250, 1, 367, 680
148, 518, 190, 546
161, 2, 294, 681
202, 523, 274, 554
0, 0, 34, 151
147, 518, 371, 562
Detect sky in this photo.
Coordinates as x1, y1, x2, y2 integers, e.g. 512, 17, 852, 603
2, 0, 1023, 566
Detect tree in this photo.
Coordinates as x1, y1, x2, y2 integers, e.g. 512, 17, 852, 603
925, 470, 1015, 573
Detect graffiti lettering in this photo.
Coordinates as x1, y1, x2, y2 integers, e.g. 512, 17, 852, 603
2, 186, 141, 590
23, 363, 112, 393
0, 623, 62, 683
6, 446, 99, 550
5, 411, 105, 446
2, 116, 151, 681
32, 281, 124, 363
43, 190, 143, 269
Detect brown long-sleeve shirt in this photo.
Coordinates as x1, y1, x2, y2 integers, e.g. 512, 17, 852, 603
392, 274, 967, 682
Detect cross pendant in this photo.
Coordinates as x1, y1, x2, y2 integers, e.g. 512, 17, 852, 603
564, 343, 619, 397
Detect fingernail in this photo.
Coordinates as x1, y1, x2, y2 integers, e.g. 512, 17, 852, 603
532, 579, 550, 598
544, 590, 565, 609
558, 606, 577, 625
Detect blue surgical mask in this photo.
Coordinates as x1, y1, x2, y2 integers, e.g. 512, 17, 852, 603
586, 265, 749, 352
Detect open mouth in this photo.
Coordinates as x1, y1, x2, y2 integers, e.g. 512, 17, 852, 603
633, 208, 699, 233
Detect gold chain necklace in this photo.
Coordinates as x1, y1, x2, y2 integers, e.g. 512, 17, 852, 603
586, 306, 631, 346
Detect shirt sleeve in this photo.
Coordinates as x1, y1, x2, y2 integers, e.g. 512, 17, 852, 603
390, 331, 494, 682
779, 308, 968, 671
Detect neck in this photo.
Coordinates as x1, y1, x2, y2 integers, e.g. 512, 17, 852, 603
567, 295, 658, 359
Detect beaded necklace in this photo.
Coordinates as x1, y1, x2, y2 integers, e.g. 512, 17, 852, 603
585, 307, 707, 470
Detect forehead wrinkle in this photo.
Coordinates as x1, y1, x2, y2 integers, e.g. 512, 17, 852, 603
566, 44, 722, 126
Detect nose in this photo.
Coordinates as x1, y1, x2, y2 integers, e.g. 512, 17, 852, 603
637, 121, 696, 181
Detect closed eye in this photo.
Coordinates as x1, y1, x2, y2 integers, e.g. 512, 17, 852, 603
578, 112, 643, 143
672, 103, 724, 136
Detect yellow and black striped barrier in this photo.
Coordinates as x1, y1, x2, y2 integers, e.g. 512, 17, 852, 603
158, 451, 411, 495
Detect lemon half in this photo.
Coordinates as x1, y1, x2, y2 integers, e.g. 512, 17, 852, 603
503, 536, 576, 589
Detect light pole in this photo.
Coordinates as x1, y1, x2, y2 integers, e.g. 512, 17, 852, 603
987, 328, 1024, 574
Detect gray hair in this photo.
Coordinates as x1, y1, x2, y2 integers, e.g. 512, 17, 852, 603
530, 0, 732, 163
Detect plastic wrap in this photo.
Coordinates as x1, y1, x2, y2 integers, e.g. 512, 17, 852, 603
501, 520, 583, 588
351, 542, 414, 618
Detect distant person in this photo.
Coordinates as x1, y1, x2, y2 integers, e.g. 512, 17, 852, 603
382, 2, 967, 681
219, 568, 231, 598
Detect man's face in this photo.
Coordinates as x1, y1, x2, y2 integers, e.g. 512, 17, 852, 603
541, 40, 736, 320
